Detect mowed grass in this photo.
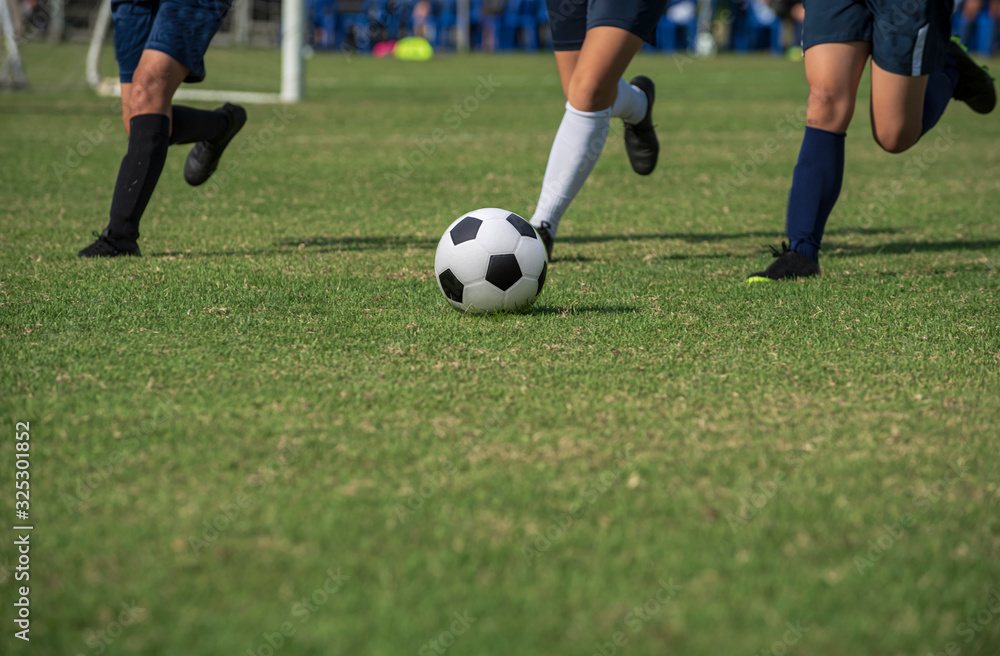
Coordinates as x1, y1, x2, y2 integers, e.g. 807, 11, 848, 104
2, 43, 1000, 656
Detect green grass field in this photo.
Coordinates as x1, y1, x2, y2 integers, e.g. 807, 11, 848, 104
2, 42, 1000, 656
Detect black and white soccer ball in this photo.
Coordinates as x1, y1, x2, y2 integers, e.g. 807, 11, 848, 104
434, 208, 548, 314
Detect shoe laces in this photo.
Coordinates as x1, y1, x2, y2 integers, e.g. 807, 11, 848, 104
86, 231, 118, 254
768, 241, 792, 258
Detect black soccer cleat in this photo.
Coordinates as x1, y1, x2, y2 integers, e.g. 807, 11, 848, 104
949, 36, 996, 114
184, 103, 248, 186
623, 76, 658, 176
534, 221, 554, 261
77, 228, 141, 258
746, 242, 819, 282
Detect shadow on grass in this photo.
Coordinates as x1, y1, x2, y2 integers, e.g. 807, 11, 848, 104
168, 228, 998, 261
278, 227, 900, 254
827, 238, 1000, 257
528, 304, 640, 316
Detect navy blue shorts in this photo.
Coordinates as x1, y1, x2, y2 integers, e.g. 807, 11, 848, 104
112, 0, 232, 84
802, 0, 955, 76
545, 0, 669, 51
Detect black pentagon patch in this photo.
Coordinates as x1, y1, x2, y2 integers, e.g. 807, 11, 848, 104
536, 260, 547, 296
485, 254, 522, 291
450, 216, 482, 245
438, 269, 463, 303
506, 213, 536, 239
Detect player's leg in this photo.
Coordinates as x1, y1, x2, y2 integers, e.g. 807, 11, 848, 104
89, 49, 189, 256
869, 65, 927, 153
530, 26, 643, 258
869, 0, 994, 154
530, 0, 665, 258
143, 0, 247, 185
120, 82, 133, 132
79, 0, 242, 257
747, 41, 870, 281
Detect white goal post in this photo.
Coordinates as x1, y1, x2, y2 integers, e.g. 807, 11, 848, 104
1, 0, 27, 89
87, 0, 304, 104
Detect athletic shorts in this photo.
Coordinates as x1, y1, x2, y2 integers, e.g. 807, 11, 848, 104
112, 0, 232, 83
802, 0, 955, 76
545, 0, 670, 51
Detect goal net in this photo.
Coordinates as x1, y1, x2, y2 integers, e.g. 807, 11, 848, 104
86, 0, 305, 103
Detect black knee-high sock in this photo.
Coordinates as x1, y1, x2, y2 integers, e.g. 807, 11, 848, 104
106, 113, 170, 243
169, 105, 229, 145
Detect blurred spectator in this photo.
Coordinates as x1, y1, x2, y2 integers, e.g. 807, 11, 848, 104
961, 0, 1000, 22
480, 0, 506, 52
666, 0, 696, 25
310, 0, 337, 48
769, 0, 803, 54
412, 0, 431, 39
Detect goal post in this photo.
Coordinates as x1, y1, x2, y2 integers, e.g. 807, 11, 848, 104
87, 0, 306, 104
1, 0, 27, 89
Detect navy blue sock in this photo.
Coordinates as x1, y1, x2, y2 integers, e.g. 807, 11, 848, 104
785, 127, 845, 261
922, 53, 960, 135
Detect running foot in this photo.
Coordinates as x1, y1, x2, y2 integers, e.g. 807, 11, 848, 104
623, 76, 658, 176
77, 228, 141, 258
746, 242, 819, 282
184, 103, 248, 186
949, 36, 996, 114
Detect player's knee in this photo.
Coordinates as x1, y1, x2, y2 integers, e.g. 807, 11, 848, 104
872, 124, 919, 154
567, 76, 616, 112
128, 72, 170, 115
806, 86, 854, 131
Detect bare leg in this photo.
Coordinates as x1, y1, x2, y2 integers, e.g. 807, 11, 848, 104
804, 41, 871, 132
530, 27, 646, 254
869, 62, 929, 153
774, 42, 869, 268
123, 49, 189, 135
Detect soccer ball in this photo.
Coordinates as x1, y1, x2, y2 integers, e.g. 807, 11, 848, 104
434, 208, 548, 314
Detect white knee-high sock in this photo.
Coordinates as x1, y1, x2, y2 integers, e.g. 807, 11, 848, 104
609, 77, 648, 123
530, 102, 611, 236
